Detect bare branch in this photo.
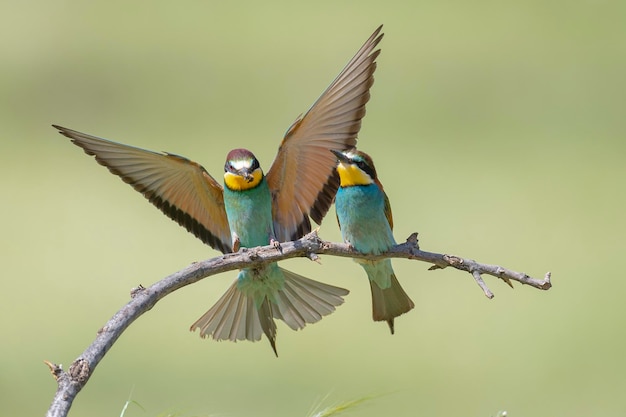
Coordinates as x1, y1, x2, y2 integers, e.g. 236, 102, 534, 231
45, 231, 551, 417
471, 270, 495, 299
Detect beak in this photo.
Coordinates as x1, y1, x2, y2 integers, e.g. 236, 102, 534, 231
242, 170, 254, 183
330, 149, 351, 163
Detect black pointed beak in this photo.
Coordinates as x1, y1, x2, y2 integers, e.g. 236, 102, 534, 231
331, 149, 351, 163
242, 170, 254, 182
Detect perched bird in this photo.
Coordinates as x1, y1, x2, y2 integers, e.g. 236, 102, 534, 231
331, 149, 414, 334
53, 25, 384, 355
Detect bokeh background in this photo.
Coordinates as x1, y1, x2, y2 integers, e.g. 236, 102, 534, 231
2, 1, 625, 416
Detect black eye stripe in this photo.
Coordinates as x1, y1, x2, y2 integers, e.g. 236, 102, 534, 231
353, 159, 376, 179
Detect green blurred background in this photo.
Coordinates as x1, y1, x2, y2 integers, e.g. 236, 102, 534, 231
2, 1, 625, 416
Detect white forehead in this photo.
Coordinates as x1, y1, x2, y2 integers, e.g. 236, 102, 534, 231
231, 159, 253, 170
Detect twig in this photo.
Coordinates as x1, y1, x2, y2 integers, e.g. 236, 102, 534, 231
45, 231, 551, 417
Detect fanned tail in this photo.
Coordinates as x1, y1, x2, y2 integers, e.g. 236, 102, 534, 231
364, 261, 414, 334
190, 279, 272, 346
190, 269, 348, 355
272, 268, 349, 331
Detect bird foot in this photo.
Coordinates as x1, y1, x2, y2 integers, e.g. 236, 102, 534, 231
270, 238, 282, 253
231, 233, 241, 253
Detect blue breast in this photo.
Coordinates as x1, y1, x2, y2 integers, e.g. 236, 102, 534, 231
223, 178, 274, 248
335, 184, 395, 254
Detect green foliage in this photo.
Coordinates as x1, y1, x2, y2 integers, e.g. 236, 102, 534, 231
308, 395, 379, 417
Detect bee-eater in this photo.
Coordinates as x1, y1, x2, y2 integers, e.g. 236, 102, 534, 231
331, 149, 414, 334
53, 26, 383, 355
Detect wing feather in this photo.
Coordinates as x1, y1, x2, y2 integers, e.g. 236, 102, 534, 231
53, 125, 232, 253
266, 25, 383, 241
382, 188, 394, 231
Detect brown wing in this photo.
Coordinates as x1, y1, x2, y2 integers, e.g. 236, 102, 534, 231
372, 175, 393, 230
53, 125, 233, 254
266, 25, 383, 241
382, 188, 394, 231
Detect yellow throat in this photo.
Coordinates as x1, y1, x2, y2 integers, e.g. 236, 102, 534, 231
336, 162, 373, 187
224, 168, 263, 191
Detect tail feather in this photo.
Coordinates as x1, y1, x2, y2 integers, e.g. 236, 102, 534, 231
190, 269, 349, 354
190, 279, 264, 342
368, 272, 414, 334
273, 268, 349, 331
258, 297, 278, 356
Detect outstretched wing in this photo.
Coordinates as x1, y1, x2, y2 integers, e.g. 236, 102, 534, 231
266, 25, 383, 242
53, 125, 233, 254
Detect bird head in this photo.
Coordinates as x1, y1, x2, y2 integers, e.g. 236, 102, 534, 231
331, 149, 378, 187
224, 149, 264, 191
